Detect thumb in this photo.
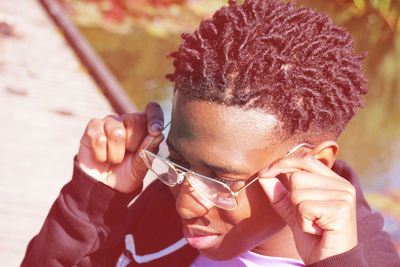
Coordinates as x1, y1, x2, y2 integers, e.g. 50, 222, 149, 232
131, 134, 165, 179
258, 177, 295, 228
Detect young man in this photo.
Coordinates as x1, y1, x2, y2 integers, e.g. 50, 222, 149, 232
22, 0, 400, 266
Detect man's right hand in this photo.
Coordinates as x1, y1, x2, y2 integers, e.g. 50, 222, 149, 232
77, 102, 164, 193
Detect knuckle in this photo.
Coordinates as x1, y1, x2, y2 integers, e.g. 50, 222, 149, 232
125, 112, 146, 126
86, 119, 102, 137
105, 114, 119, 119
87, 118, 101, 130
336, 200, 352, 217
86, 128, 96, 140
289, 172, 302, 190
290, 191, 302, 205
297, 201, 307, 214
94, 134, 107, 147
136, 113, 147, 124
290, 171, 301, 181
88, 117, 101, 126
110, 128, 125, 141
345, 183, 356, 195
341, 189, 356, 204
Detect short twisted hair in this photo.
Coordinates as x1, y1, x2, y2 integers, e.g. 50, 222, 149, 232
166, 0, 368, 137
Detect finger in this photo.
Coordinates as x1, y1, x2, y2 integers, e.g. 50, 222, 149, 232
258, 178, 296, 228
82, 118, 107, 162
261, 153, 338, 179
290, 188, 356, 206
145, 102, 164, 136
103, 116, 126, 164
121, 113, 147, 152
131, 134, 165, 180
296, 200, 324, 235
296, 199, 354, 235
288, 171, 353, 192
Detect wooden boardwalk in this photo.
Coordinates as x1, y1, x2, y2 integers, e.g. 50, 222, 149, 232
0, 0, 115, 265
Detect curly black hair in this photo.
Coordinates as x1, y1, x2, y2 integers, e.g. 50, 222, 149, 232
166, 0, 368, 137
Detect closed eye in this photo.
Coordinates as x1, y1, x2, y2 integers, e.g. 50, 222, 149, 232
214, 177, 244, 188
167, 155, 190, 169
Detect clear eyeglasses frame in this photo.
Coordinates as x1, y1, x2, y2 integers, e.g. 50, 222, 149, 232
139, 121, 315, 210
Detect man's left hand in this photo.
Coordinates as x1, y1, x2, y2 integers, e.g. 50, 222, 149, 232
258, 153, 358, 265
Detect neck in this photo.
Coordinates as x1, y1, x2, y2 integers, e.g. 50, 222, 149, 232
251, 225, 301, 260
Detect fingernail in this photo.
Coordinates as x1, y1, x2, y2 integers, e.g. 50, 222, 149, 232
151, 123, 162, 132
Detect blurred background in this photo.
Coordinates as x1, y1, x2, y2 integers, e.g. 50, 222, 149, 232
59, 0, 400, 245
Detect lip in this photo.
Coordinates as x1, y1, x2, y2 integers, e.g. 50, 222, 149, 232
182, 226, 221, 250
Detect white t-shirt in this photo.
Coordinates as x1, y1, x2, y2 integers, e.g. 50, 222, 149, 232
191, 251, 304, 267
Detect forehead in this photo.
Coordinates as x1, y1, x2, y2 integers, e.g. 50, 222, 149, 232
168, 93, 285, 173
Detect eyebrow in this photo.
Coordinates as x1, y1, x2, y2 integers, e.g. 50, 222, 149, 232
166, 138, 247, 176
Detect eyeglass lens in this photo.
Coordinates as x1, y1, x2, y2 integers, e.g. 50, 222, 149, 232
141, 150, 238, 210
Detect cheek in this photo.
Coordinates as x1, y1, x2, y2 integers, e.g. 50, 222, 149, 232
206, 185, 284, 259
226, 183, 284, 236
245, 183, 284, 228
244, 183, 272, 211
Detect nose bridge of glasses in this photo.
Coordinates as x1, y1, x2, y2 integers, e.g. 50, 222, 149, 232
175, 181, 217, 218
177, 172, 185, 184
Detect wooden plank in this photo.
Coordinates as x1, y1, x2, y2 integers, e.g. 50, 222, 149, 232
0, 0, 114, 265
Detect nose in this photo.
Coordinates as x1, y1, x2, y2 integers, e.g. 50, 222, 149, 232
175, 179, 215, 220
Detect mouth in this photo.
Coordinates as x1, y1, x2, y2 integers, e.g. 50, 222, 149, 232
182, 225, 221, 250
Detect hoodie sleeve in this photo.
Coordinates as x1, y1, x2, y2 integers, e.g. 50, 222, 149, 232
21, 159, 142, 267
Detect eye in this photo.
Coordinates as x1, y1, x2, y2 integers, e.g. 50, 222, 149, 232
214, 177, 245, 189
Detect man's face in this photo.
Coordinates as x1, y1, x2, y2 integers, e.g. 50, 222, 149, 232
166, 93, 296, 260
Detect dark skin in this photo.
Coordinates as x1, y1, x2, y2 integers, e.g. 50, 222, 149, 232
77, 92, 358, 264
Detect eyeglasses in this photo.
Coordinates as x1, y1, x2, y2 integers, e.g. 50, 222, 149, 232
139, 122, 315, 210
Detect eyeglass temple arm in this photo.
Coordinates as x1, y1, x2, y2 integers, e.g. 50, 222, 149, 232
284, 143, 315, 158
233, 175, 260, 197
143, 121, 171, 150
233, 142, 315, 197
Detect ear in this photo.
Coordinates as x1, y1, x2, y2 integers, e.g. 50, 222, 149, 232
312, 141, 339, 168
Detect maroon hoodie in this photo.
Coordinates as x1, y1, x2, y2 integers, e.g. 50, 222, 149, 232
21, 159, 400, 266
